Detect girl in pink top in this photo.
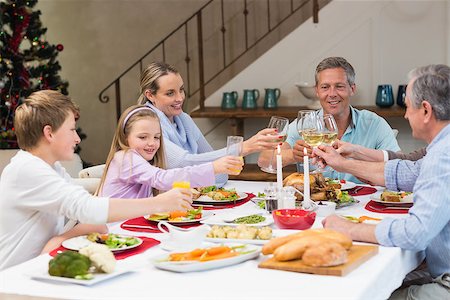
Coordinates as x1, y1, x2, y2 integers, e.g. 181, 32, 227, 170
98, 105, 242, 198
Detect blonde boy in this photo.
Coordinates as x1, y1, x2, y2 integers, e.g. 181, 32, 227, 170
0, 90, 192, 270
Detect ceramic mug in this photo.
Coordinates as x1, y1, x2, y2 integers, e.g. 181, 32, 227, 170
157, 221, 210, 251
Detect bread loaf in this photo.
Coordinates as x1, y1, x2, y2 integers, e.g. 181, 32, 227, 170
262, 229, 329, 255
381, 191, 401, 202
273, 236, 329, 261
302, 242, 348, 267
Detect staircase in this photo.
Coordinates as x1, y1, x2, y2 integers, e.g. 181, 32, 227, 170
98, 0, 329, 119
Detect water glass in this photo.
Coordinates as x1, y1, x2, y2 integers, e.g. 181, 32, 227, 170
226, 136, 244, 175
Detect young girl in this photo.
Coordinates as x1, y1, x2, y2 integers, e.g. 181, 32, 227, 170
97, 105, 243, 198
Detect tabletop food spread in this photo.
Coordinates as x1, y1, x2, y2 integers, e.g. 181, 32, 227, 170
0, 179, 421, 300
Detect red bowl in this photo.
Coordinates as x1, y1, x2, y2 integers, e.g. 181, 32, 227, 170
272, 209, 316, 230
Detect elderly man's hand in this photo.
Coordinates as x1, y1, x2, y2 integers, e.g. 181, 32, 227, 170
313, 144, 347, 172
293, 140, 312, 162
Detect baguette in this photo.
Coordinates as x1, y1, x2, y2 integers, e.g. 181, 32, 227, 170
302, 242, 348, 267
273, 236, 329, 261
262, 229, 328, 255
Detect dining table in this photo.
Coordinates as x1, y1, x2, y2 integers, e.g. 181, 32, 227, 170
0, 180, 423, 300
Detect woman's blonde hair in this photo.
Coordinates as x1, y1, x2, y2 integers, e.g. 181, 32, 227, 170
96, 105, 166, 196
137, 61, 179, 105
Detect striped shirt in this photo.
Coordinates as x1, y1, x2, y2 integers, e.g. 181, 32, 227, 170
376, 124, 450, 278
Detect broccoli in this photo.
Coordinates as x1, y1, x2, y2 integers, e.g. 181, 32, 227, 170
48, 251, 92, 279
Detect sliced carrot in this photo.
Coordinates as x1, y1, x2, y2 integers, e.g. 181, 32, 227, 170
199, 251, 239, 262
206, 246, 232, 256
169, 211, 188, 219
189, 248, 207, 258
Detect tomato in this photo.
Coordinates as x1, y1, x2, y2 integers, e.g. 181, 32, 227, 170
340, 179, 346, 183
195, 214, 202, 219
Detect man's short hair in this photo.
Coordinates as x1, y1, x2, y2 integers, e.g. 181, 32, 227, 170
408, 64, 450, 120
14, 90, 80, 150
315, 57, 356, 86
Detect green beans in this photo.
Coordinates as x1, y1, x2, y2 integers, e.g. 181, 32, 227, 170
233, 214, 266, 224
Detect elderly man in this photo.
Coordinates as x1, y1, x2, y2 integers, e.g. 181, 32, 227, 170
317, 64, 450, 299
258, 57, 400, 183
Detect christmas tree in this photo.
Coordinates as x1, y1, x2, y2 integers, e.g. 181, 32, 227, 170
0, 0, 69, 149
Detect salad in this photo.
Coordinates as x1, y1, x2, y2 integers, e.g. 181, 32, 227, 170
195, 186, 239, 201
147, 207, 203, 222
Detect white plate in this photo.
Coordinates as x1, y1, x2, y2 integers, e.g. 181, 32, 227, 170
27, 264, 133, 286
62, 235, 143, 252
201, 213, 274, 227
153, 244, 260, 273
340, 180, 357, 190
193, 192, 248, 204
205, 229, 287, 245
159, 241, 215, 252
145, 211, 214, 225
371, 195, 413, 207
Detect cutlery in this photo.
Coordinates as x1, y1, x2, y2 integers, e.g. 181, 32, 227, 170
122, 224, 159, 230
351, 186, 363, 194
369, 205, 409, 211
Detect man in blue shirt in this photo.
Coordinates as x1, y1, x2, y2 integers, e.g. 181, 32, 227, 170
317, 64, 450, 299
258, 57, 400, 183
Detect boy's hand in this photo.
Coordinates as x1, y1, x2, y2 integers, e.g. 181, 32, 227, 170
213, 155, 244, 175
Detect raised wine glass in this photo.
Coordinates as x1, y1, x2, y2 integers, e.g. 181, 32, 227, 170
321, 114, 338, 146
260, 116, 289, 174
297, 110, 324, 173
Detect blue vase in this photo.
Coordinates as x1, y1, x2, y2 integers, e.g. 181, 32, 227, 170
396, 85, 407, 107
376, 84, 394, 108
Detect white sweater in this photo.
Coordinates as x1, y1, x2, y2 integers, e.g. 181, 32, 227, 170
0, 150, 109, 270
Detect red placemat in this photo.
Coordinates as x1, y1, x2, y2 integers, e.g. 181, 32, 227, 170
364, 200, 410, 214
195, 193, 255, 210
49, 236, 160, 260
120, 216, 201, 233
348, 186, 378, 196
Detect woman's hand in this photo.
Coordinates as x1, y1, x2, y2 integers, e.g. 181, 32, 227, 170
213, 155, 244, 175
153, 188, 193, 212
333, 140, 360, 158
242, 128, 281, 156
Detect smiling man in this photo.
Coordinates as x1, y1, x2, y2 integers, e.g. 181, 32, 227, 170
259, 57, 400, 182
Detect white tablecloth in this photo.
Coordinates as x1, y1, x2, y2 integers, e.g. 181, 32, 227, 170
0, 180, 423, 300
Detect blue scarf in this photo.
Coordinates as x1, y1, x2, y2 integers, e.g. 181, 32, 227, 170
145, 102, 199, 154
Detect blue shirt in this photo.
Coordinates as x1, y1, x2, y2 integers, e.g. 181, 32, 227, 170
286, 106, 400, 183
376, 124, 450, 278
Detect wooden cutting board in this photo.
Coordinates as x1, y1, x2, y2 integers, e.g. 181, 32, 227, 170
258, 244, 378, 276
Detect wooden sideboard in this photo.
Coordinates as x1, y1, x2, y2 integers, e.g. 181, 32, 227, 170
190, 106, 405, 136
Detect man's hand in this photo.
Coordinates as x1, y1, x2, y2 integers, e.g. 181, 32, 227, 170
322, 214, 378, 244
313, 144, 347, 172
293, 140, 312, 162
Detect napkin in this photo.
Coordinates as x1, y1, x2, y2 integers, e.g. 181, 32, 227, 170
120, 216, 201, 233
195, 193, 255, 210
348, 186, 377, 196
364, 200, 410, 214
49, 236, 160, 260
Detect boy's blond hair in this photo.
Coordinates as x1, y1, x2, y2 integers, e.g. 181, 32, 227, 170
14, 90, 80, 150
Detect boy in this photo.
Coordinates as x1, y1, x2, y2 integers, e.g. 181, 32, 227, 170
0, 90, 192, 270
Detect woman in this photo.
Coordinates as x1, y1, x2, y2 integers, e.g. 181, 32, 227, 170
137, 61, 280, 186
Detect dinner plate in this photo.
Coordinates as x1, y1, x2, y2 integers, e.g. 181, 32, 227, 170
205, 229, 290, 245
62, 234, 143, 252
193, 192, 248, 204
153, 244, 260, 273
371, 196, 413, 207
145, 211, 214, 225
26, 263, 133, 286
201, 213, 274, 227
339, 180, 357, 190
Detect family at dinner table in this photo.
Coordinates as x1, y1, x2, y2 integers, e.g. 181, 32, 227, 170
0, 57, 449, 299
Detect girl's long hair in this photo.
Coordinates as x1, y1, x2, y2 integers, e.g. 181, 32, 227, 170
96, 104, 166, 196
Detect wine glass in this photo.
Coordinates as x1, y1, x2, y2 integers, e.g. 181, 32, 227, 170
321, 114, 338, 146
260, 116, 289, 174
297, 110, 324, 173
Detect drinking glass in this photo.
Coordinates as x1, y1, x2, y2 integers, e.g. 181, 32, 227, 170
321, 114, 338, 146
226, 136, 244, 175
260, 116, 289, 174
172, 173, 191, 189
297, 110, 324, 173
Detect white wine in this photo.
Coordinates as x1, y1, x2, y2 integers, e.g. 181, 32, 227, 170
322, 132, 338, 145
302, 130, 324, 146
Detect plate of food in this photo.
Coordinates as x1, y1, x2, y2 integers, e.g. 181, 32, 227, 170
192, 186, 248, 204
145, 207, 213, 225
62, 233, 143, 252
202, 213, 274, 227
205, 225, 276, 245
153, 243, 260, 273
371, 191, 413, 206
342, 215, 383, 225
326, 178, 357, 190
27, 250, 132, 286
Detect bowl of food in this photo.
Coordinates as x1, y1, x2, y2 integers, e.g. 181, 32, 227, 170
272, 209, 316, 230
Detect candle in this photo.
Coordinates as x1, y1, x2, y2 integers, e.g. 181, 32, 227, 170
276, 145, 283, 192
303, 148, 311, 203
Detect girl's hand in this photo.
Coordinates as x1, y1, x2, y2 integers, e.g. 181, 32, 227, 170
242, 128, 281, 156
213, 155, 244, 175
153, 188, 193, 212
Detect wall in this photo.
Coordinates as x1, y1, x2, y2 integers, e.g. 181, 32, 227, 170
201, 0, 448, 161
36, 0, 208, 164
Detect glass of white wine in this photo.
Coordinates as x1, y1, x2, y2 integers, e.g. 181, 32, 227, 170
321, 114, 338, 145
297, 110, 324, 173
260, 116, 289, 174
